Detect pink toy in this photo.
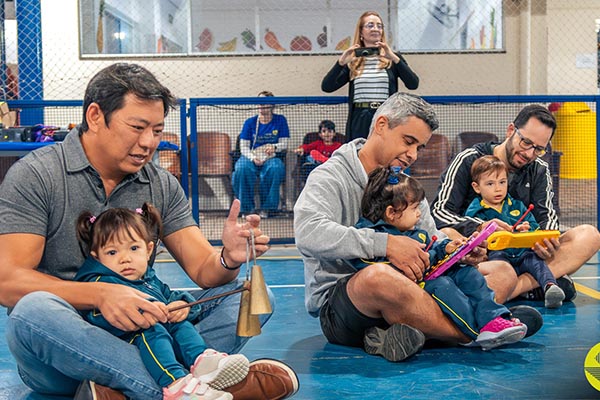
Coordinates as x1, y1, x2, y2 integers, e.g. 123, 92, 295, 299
424, 221, 497, 281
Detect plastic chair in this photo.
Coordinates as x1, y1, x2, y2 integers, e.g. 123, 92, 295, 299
157, 132, 181, 178
0, 156, 18, 184
193, 132, 234, 207
459, 131, 499, 151
409, 133, 452, 202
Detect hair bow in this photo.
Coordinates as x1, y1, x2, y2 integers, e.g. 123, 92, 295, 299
387, 166, 402, 184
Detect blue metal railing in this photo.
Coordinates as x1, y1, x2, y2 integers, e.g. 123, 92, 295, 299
4, 95, 599, 243
187, 96, 348, 224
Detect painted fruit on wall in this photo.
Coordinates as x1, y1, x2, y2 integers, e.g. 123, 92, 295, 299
290, 35, 312, 51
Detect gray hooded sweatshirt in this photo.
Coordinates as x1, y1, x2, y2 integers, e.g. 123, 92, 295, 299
294, 138, 446, 317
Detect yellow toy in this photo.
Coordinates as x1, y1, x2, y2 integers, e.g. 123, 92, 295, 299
487, 230, 561, 251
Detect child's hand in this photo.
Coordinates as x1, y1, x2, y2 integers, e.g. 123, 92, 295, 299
167, 300, 190, 323
446, 237, 467, 254
294, 147, 304, 155
516, 222, 530, 232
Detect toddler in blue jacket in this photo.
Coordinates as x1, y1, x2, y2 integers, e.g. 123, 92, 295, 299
75, 203, 249, 399
465, 155, 565, 308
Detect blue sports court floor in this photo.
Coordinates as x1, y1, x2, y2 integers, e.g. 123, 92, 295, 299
1, 245, 600, 400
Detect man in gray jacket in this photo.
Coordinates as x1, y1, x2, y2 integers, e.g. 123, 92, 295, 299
294, 92, 541, 362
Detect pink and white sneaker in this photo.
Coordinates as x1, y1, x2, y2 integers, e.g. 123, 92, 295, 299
190, 349, 250, 390
476, 316, 527, 351
163, 374, 232, 400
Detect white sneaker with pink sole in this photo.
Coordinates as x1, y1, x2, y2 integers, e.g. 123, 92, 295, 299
191, 349, 250, 390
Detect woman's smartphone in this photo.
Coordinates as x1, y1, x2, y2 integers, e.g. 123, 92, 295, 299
354, 47, 379, 57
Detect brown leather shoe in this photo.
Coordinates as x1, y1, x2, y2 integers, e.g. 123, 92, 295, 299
74, 380, 126, 400
224, 358, 299, 400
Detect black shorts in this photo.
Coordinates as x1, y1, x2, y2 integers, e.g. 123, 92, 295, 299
319, 274, 388, 348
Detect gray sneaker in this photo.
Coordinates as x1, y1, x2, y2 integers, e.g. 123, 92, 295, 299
545, 284, 566, 308
520, 275, 577, 302
363, 324, 425, 362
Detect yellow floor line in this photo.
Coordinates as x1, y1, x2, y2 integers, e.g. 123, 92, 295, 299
574, 282, 600, 300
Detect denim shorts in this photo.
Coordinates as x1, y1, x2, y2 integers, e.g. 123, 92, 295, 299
319, 274, 388, 348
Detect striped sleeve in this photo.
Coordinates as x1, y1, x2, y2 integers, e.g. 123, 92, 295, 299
431, 148, 483, 236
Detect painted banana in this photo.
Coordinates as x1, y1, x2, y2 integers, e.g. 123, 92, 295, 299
217, 37, 237, 52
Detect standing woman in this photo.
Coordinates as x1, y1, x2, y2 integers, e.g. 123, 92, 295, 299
322, 11, 419, 141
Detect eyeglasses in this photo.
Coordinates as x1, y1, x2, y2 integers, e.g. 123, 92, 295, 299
514, 127, 547, 156
363, 22, 384, 30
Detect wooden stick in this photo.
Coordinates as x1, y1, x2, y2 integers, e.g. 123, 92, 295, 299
424, 235, 437, 252
168, 286, 247, 312
512, 204, 534, 232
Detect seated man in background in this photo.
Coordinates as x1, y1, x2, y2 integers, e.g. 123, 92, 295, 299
431, 104, 600, 302
232, 90, 289, 218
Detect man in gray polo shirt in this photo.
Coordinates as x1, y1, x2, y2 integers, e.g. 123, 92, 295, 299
0, 63, 298, 400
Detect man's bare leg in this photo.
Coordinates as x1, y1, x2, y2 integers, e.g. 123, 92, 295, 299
510, 224, 600, 299
346, 263, 469, 344
478, 260, 518, 303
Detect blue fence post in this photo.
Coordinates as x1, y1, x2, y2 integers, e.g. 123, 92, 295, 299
0, 1, 6, 101
189, 101, 199, 223
15, 0, 43, 125
178, 98, 189, 197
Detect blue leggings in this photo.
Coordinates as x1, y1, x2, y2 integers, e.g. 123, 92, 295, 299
423, 266, 509, 340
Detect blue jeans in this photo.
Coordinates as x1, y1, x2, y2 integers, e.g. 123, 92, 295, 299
6, 279, 274, 400
232, 156, 285, 213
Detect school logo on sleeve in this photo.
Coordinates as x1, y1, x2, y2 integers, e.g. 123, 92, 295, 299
510, 210, 521, 217
272, 130, 279, 136
584, 342, 600, 391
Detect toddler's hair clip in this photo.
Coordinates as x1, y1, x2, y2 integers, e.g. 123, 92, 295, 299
89, 216, 96, 224
387, 166, 402, 185
135, 208, 143, 215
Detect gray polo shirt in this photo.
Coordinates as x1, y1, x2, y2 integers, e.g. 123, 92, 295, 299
0, 129, 196, 280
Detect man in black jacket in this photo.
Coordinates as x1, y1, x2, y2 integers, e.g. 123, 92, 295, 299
431, 104, 600, 302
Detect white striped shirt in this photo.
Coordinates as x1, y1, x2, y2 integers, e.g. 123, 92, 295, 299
353, 58, 389, 102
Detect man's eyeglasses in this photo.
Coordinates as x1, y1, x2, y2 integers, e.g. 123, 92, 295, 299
514, 127, 547, 156
363, 22, 384, 30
